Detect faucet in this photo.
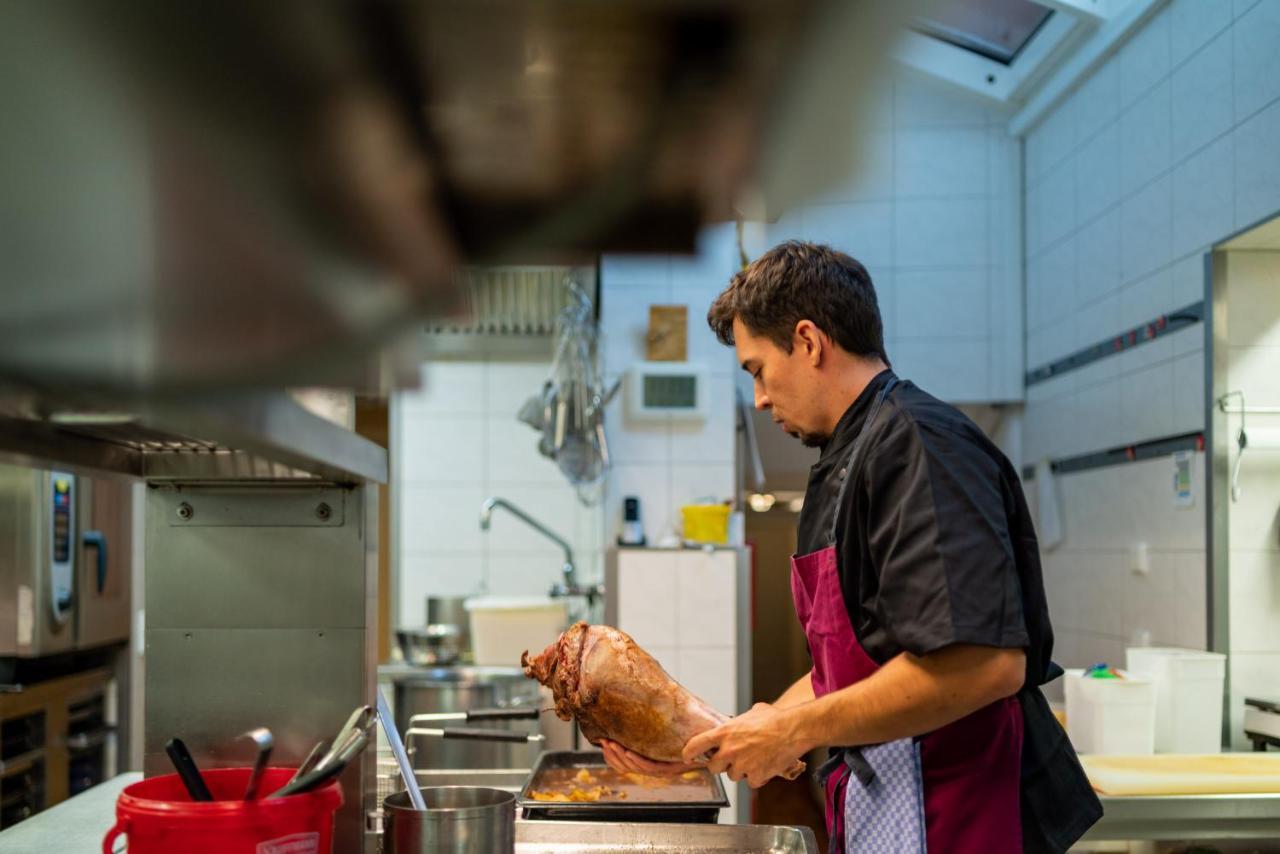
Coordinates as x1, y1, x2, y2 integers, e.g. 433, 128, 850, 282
478, 497, 604, 605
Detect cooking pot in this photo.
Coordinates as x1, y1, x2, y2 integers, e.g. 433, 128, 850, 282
382, 786, 514, 854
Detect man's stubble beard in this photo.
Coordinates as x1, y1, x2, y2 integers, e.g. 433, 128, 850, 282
797, 430, 828, 448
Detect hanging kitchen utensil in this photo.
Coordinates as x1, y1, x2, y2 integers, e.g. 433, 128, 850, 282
516, 277, 616, 504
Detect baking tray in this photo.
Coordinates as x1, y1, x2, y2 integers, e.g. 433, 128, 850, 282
518, 750, 728, 823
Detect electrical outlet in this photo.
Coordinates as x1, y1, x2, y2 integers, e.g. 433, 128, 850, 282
1131, 542, 1150, 576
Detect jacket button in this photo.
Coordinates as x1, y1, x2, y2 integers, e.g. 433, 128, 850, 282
838, 467, 847, 479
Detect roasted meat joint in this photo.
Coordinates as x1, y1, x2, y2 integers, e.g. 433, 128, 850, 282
522, 622, 804, 779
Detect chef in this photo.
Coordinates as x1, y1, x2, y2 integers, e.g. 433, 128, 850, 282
602, 241, 1101, 852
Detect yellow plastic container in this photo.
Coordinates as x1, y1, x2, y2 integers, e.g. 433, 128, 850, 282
681, 503, 731, 544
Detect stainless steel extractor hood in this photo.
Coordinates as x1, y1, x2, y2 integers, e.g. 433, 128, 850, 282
0, 0, 909, 398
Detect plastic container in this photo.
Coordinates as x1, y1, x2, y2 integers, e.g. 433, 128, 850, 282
1125, 647, 1227, 753
681, 503, 730, 544
102, 767, 342, 854
1064, 668, 1156, 755
466, 597, 568, 667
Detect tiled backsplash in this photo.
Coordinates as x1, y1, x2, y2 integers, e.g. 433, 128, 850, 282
394, 358, 605, 629
1025, 453, 1208, 702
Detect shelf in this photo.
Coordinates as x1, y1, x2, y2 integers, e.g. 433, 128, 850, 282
0, 391, 387, 485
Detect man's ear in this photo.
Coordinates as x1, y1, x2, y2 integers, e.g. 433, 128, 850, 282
794, 320, 824, 367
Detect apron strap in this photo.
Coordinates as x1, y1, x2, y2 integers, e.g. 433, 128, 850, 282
819, 747, 878, 789
827, 377, 900, 544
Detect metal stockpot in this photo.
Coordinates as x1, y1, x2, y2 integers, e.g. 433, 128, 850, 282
391, 666, 546, 769
383, 786, 515, 854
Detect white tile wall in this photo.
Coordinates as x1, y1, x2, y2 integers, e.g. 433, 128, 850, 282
1170, 30, 1234, 163
740, 72, 1022, 403
802, 202, 895, 270
1075, 210, 1123, 308
600, 222, 740, 544
1233, 0, 1280, 121
1170, 0, 1234, 68
894, 128, 989, 198
1023, 0, 1280, 473
895, 269, 990, 338
1120, 80, 1172, 197
1017, 1, 1247, 683
1120, 174, 1173, 281
615, 548, 743, 710
1172, 134, 1236, 256
1075, 122, 1121, 226
1029, 455, 1209, 675
1234, 98, 1280, 228
393, 358, 607, 627
1119, 5, 1171, 107
1072, 57, 1122, 148
895, 197, 990, 268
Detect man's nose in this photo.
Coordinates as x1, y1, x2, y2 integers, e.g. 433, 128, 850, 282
754, 386, 770, 410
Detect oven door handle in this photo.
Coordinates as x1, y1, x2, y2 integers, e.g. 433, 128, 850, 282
82, 530, 107, 594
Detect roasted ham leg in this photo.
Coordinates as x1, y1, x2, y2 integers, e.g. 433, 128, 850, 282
522, 622, 805, 779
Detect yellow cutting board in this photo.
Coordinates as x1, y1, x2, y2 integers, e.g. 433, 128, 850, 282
1082, 754, 1280, 795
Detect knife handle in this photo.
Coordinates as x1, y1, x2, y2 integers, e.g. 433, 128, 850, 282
466, 708, 540, 722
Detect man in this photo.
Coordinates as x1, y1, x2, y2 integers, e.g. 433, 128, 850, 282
602, 242, 1101, 852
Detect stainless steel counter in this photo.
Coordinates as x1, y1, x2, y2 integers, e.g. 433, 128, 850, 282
18, 769, 1276, 850
1084, 792, 1280, 841
4, 772, 819, 854
0, 772, 140, 853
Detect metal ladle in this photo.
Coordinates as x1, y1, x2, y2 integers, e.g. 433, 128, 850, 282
377, 690, 426, 811
240, 727, 274, 800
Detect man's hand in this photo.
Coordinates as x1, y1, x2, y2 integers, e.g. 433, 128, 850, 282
599, 739, 699, 776
681, 702, 804, 789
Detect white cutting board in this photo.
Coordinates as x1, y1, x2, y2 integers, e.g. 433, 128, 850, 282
1082, 754, 1280, 795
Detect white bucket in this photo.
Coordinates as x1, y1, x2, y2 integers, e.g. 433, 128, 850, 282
1065, 668, 1156, 755
465, 597, 568, 667
1125, 647, 1226, 753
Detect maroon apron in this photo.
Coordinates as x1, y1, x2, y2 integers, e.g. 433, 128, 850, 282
789, 379, 1024, 853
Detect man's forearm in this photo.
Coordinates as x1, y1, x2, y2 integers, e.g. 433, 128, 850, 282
783, 645, 1024, 753
773, 671, 815, 709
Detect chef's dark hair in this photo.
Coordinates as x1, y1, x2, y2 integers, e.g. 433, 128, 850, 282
707, 240, 889, 364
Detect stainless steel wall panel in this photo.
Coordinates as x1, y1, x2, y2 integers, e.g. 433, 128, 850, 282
145, 488, 367, 630
145, 483, 377, 853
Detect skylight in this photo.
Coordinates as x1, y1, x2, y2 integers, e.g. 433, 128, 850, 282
915, 0, 1054, 65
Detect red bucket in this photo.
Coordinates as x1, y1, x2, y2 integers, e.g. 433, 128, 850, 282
103, 767, 343, 854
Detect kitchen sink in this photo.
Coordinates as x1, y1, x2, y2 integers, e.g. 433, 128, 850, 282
514, 820, 819, 853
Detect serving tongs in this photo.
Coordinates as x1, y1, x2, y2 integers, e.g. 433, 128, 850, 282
270, 705, 374, 798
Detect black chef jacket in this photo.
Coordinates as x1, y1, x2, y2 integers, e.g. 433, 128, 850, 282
796, 370, 1101, 853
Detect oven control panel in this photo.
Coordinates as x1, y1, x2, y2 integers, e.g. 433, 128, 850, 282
48, 472, 75, 624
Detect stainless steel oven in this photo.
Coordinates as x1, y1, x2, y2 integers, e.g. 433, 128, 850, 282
0, 465, 131, 657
